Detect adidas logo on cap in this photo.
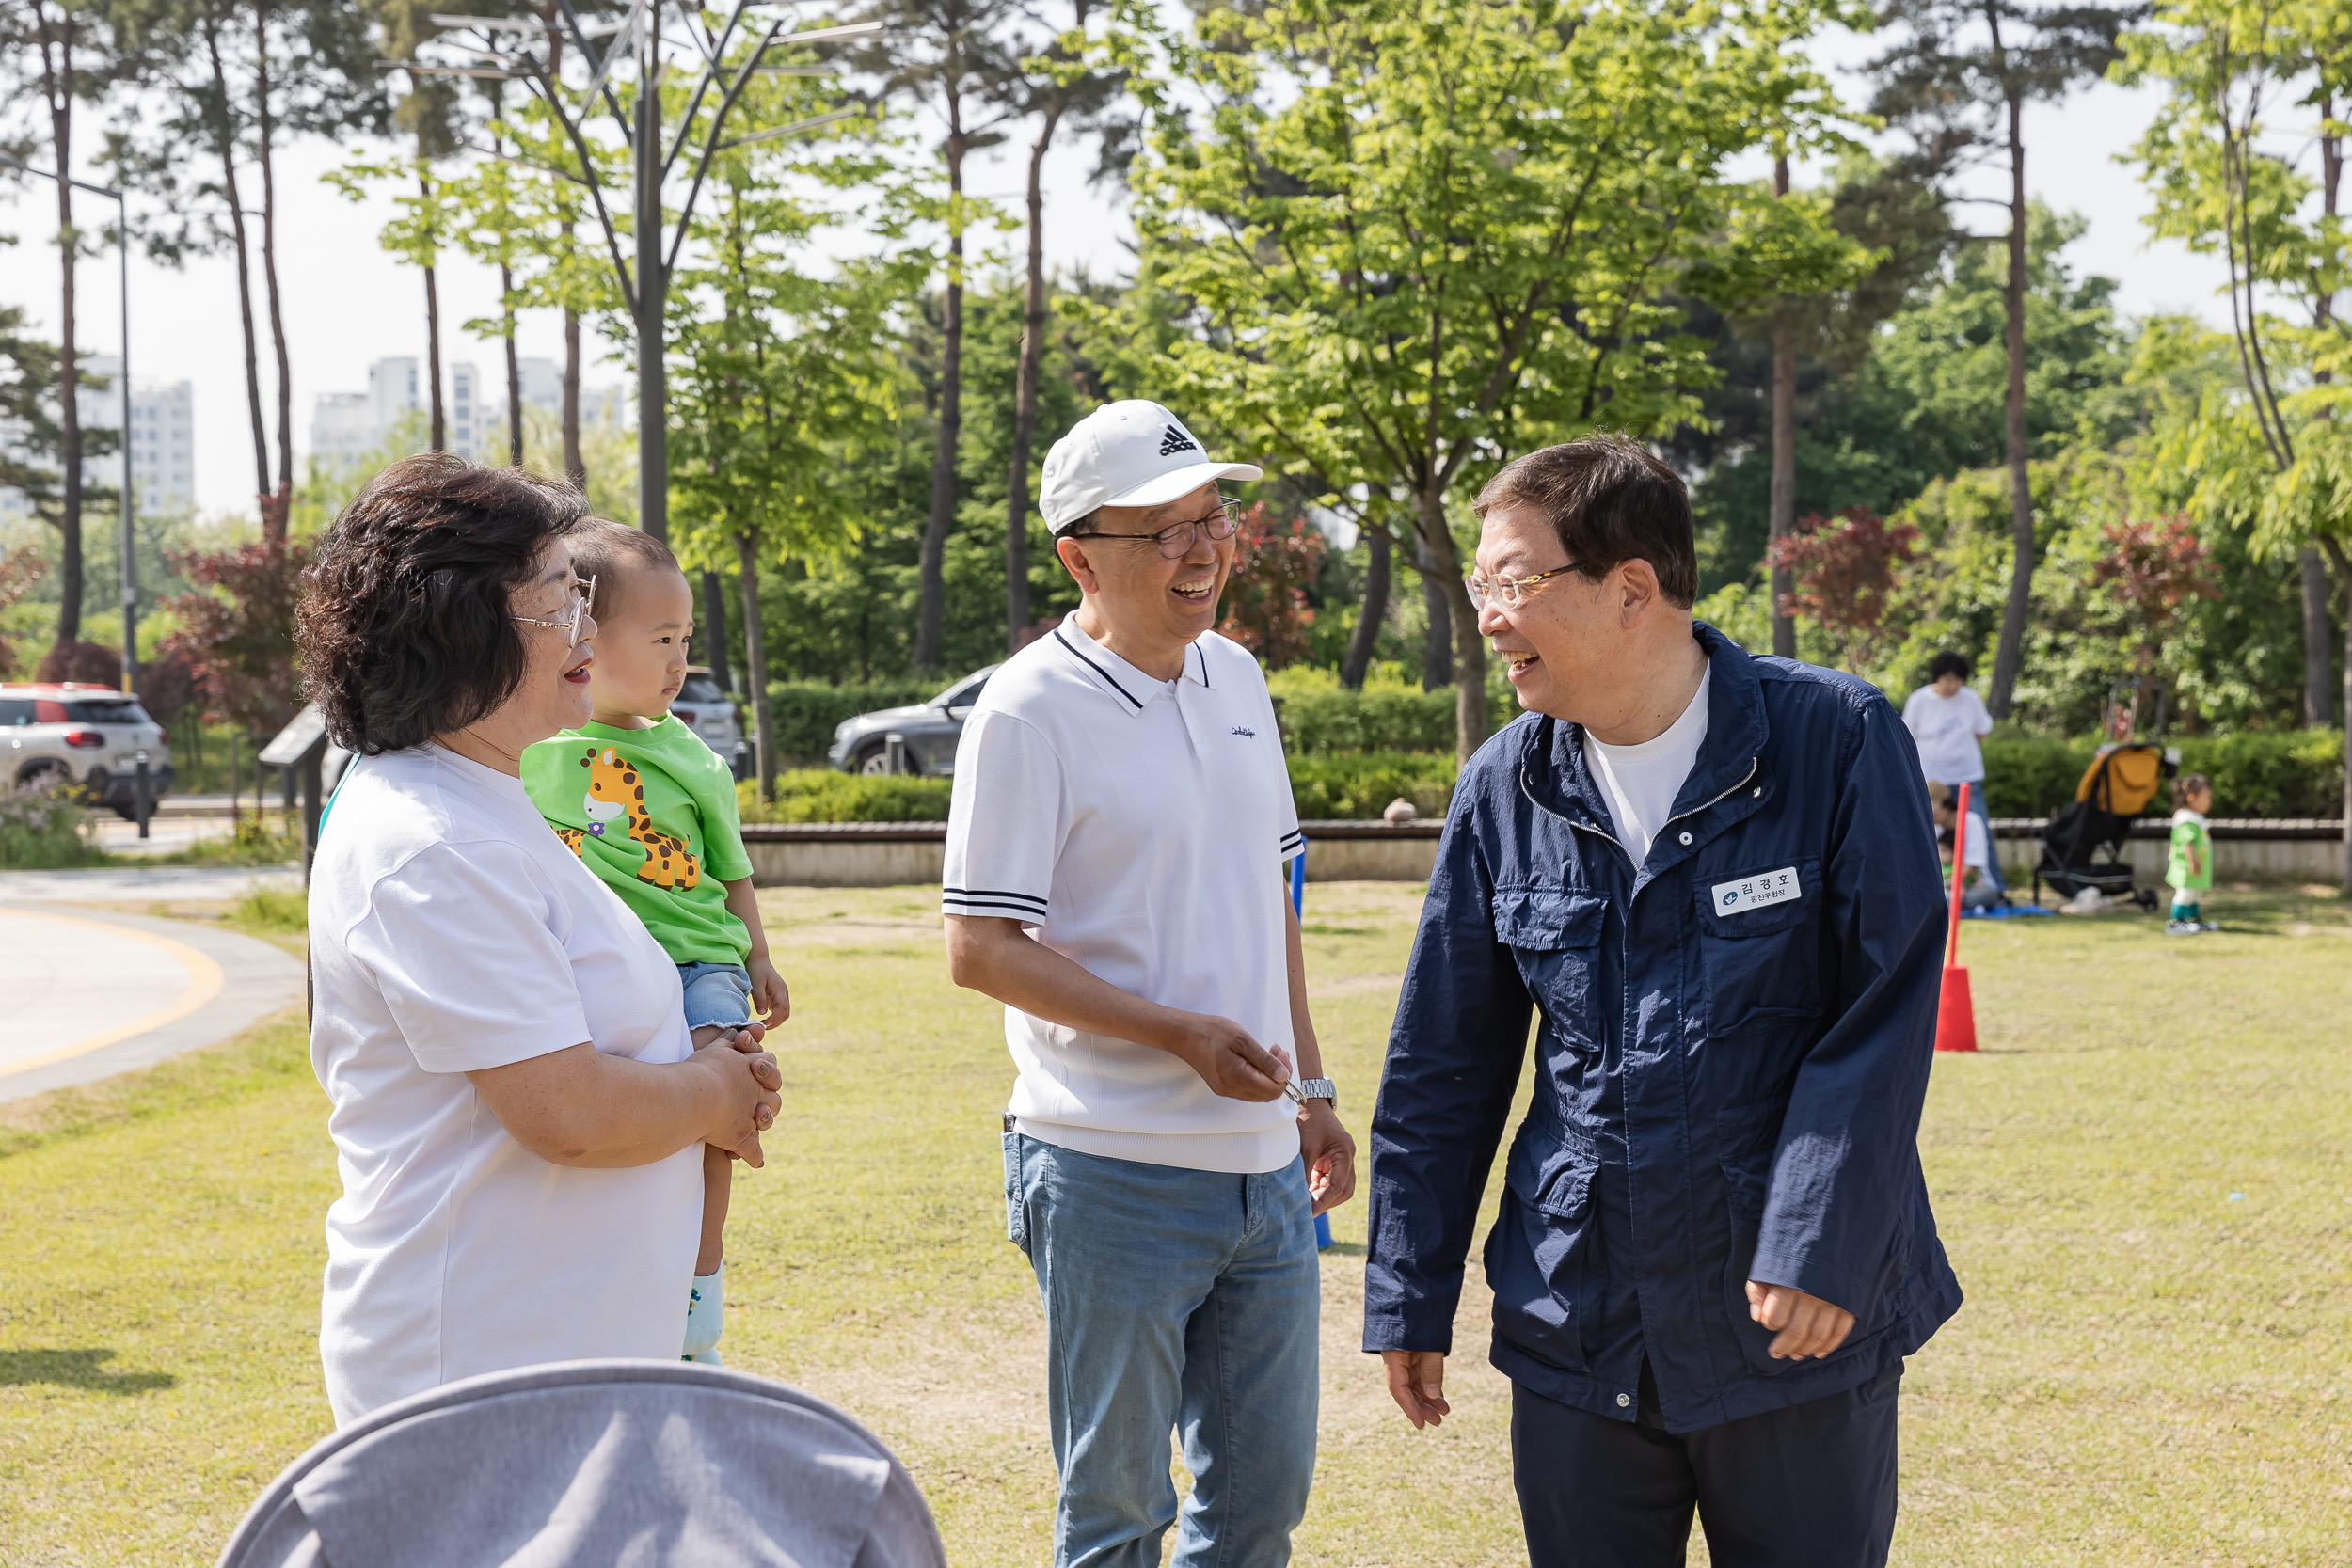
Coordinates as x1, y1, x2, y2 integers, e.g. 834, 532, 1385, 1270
1157, 425, 1200, 457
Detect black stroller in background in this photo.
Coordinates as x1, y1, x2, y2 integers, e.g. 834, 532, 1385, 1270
2034, 742, 2177, 911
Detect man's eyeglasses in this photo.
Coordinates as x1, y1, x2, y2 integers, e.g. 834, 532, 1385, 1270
1071, 497, 1245, 559
513, 575, 597, 648
1465, 563, 1578, 611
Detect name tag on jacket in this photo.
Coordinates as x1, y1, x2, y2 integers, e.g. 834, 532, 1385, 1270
1712, 867, 1801, 913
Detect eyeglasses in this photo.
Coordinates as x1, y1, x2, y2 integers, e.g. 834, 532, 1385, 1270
1071, 497, 1245, 559
513, 575, 597, 648
1465, 563, 1578, 611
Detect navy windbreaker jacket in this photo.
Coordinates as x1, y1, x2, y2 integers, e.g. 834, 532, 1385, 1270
1361, 625, 1963, 1433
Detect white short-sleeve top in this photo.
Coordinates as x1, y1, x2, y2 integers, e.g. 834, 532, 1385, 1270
308, 744, 700, 1426
942, 614, 1305, 1175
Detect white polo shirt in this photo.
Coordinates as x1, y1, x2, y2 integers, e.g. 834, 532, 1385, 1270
943, 613, 1305, 1174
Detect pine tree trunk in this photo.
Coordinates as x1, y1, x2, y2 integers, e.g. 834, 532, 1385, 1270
738, 531, 775, 802
253, 0, 294, 529
1416, 487, 1486, 759
207, 22, 271, 499
564, 304, 584, 484
701, 568, 735, 694
2308, 124, 2341, 728
42, 13, 85, 647
502, 274, 523, 467
1339, 526, 1391, 690
914, 127, 967, 673
1768, 154, 1795, 660
1005, 108, 1064, 653
423, 261, 444, 451
1419, 537, 1452, 692
1985, 89, 2034, 720
2302, 547, 2333, 726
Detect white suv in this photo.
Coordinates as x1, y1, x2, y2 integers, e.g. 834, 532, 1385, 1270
1, 682, 175, 818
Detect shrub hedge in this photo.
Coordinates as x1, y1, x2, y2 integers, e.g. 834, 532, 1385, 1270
739, 686, 2345, 821
762, 679, 936, 763
1979, 732, 2344, 819
1271, 687, 1518, 754
738, 772, 954, 824
1287, 752, 1461, 820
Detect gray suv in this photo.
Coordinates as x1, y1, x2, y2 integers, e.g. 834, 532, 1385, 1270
826, 666, 997, 776
2, 683, 175, 817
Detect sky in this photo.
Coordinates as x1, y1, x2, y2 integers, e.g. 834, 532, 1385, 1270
0, 24, 2242, 521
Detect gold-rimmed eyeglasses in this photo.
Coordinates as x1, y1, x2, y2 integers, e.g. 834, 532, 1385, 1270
1465, 563, 1578, 611
1071, 497, 1246, 559
513, 575, 597, 648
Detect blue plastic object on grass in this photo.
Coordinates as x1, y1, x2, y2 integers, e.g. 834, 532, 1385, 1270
1290, 843, 1332, 1252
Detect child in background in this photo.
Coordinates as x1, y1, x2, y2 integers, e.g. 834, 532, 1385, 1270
1928, 781, 2000, 911
2167, 772, 2217, 935
521, 518, 788, 1364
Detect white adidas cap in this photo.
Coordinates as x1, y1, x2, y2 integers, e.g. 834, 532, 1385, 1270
1038, 400, 1263, 533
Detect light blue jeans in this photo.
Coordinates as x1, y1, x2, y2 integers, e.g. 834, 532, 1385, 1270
1005, 1132, 1320, 1568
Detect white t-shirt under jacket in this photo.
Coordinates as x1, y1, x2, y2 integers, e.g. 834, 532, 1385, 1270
309, 744, 701, 1426
1583, 667, 1712, 865
943, 614, 1306, 1175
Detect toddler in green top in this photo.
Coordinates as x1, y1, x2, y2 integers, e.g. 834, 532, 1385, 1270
2166, 772, 2217, 935
521, 518, 788, 1365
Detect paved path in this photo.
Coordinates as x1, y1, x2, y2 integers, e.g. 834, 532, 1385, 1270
0, 900, 307, 1104
0, 864, 300, 904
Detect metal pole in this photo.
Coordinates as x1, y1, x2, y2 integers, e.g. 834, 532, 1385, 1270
634, 17, 668, 543
116, 188, 136, 696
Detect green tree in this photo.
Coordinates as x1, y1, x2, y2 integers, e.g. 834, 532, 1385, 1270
1130, 0, 1867, 758
1868, 0, 2142, 720
665, 116, 924, 797
2122, 0, 2352, 878
1687, 204, 2136, 591
1, 0, 136, 650
853, 0, 1024, 671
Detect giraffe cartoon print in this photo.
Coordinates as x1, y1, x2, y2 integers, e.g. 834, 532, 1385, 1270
555, 745, 701, 891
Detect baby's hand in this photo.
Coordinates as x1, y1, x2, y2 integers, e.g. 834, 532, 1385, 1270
748, 954, 791, 1028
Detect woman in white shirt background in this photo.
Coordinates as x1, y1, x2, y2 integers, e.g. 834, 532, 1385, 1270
295, 454, 783, 1425
1901, 650, 2004, 900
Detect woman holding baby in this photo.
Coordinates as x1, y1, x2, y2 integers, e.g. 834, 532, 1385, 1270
297, 453, 780, 1427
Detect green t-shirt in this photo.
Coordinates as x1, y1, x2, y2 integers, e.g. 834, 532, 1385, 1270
521, 715, 755, 966
2167, 811, 2213, 893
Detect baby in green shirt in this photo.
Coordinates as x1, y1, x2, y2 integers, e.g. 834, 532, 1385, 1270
522, 518, 788, 1365
2167, 772, 2217, 935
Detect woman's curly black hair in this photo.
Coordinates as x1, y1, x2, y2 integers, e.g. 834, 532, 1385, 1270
299, 454, 588, 755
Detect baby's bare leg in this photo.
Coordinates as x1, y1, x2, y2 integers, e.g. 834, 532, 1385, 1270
698, 1143, 732, 1275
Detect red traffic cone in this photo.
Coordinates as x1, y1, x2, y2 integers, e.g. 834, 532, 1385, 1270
1936, 782, 1979, 1053
1934, 963, 1978, 1053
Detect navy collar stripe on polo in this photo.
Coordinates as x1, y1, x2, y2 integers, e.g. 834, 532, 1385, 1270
1052, 627, 1144, 710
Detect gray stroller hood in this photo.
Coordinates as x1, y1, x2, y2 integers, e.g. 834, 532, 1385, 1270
215, 1360, 946, 1568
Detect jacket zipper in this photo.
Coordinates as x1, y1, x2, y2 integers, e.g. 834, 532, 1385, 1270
1659, 756, 1761, 837
1522, 754, 1759, 862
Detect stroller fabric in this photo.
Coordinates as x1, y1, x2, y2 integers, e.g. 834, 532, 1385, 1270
2075, 744, 2167, 816
215, 1361, 946, 1568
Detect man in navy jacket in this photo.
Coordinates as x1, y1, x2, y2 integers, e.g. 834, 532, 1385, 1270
1363, 437, 1961, 1567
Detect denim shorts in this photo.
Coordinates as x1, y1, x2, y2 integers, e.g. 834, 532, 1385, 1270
678, 960, 755, 1032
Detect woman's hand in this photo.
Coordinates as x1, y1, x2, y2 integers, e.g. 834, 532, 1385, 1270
696, 1026, 781, 1166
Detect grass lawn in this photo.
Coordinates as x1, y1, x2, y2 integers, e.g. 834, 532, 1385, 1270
1, 881, 2347, 1564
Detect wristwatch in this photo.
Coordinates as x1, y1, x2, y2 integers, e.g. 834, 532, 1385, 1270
1296, 1076, 1336, 1106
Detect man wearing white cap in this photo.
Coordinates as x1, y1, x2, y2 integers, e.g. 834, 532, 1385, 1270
944, 400, 1355, 1566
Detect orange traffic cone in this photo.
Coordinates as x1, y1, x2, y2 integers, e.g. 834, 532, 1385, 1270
1937, 783, 1979, 1053
1934, 964, 1978, 1053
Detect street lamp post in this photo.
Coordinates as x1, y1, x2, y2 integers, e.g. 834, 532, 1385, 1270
389, 0, 880, 544
1, 155, 136, 691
